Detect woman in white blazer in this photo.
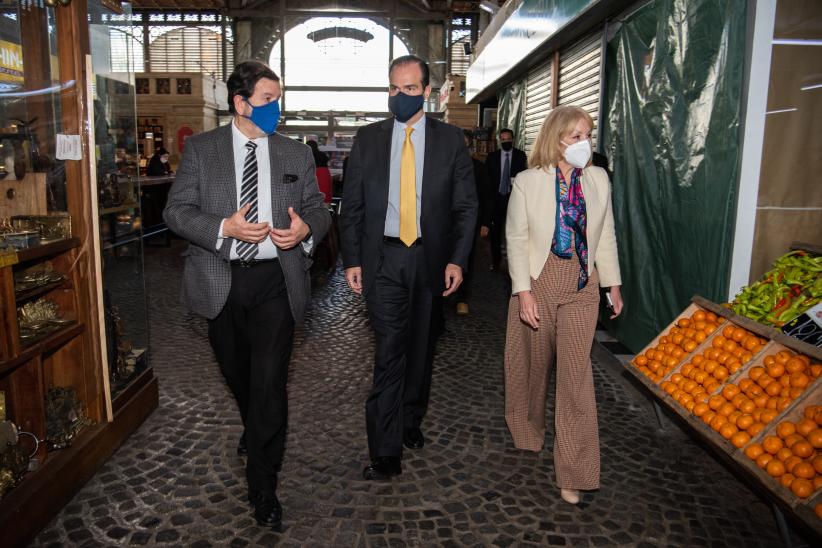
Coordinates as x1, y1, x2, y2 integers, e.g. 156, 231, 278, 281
504, 105, 623, 505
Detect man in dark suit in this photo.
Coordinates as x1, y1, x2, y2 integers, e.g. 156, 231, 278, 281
339, 55, 477, 480
483, 128, 527, 271
163, 61, 330, 531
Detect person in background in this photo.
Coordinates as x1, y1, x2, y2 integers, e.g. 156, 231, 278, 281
484, 128, 527, 271
503, 105, 623, 506
307, 140, 332, 203
454, 129, 490, 315
147, 147, 173, 176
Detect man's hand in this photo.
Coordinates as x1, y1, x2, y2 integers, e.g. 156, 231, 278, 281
222, 204, 270, 243
442, 263, 463, 297
480, 225, 489, 238
345, 266, 363, 295
518, 290, 540, 330
270, 207, 310, 250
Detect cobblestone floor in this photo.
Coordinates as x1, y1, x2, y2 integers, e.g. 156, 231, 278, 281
31, 239, 812, 547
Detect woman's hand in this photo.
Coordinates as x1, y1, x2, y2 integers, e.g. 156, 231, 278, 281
518, 291, 540, 330
609, 286, 623, 319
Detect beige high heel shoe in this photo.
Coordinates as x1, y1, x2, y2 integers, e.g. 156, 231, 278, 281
560, 488, 580, 505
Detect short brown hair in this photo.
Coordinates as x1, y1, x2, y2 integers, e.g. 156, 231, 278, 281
227, 61, 280, 114
529, 105, 594, 169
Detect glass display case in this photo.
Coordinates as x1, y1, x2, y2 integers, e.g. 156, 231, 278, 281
89, 0, 150, 400
0, 2, 158, 545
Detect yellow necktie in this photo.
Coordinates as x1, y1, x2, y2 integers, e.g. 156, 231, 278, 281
399, 126, 417, 246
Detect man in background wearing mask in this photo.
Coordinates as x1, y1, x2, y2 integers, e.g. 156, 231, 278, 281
484, 128, 527, 271
164, 61, 330, 531
340, 55, 477, 480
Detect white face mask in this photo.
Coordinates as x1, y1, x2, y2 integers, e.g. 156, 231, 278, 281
561, 139, 592, 169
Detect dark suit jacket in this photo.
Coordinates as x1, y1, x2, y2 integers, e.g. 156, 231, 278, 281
485, 147, 528, 201
163, 124, 331, 323
339, 117, 478, 296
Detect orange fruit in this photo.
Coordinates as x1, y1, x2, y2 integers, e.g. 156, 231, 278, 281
784, 455, 802, 474
807, 428, 822, 449
713, 366, 729, 381
747, 422, 765, 437
731, 431, 751, 448
693, 310, 706, 322
749, 367, 765, 381
784, 434, 803, 448
719, 422, 738, 439
766, 362, 785, 378
792, 440, 814, 459
790, 372, 810, 389
728, 411, 742, 424
776, 351, 792, 365
811, 364, 822, 378
791, 478, 813, 498
635, 355, 648, 367
766, 459, 786, 478
775, 447, 794, 462
793, 462, 815, 480
732, 329, 746, 343
797, 418, 816, 437
785, 357, 806, 374
776, 421, 796, 439
761, 409, 778, 424
813, 455, 822, 475
736, 414, 754, 430
814, 477, 822, 490
693, 402, 710, 418
739, 399, 756, 414
745, 443, 764, 459
763, 436, 783, 455
781, 473, 796, 488
722, 326, 735, 339
765, 381, 782, 397
723, 385, 740, 400
710, 415, 727, 431
709, 395, 725, 411
677, 318, 691, 328
756, 453, 773, 468
719, 402, 736, 417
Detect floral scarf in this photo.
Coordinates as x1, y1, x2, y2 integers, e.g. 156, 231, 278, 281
551, 167, 589, 290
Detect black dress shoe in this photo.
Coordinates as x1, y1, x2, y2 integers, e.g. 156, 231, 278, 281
237, 432, 247, 456
403, 427, 424, 449
253, 492, 283, 531
362, 456, 402, 480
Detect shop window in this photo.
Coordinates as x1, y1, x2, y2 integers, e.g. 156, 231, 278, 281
176, 78, 191, 94
155, 78, 170, 94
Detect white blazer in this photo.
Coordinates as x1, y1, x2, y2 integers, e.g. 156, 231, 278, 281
505, 165, 622, 295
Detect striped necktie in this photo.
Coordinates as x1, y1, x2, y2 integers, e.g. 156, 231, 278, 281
236, 140, 259, 260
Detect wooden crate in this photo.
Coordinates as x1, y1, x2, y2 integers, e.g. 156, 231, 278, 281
734, 384, 822, 536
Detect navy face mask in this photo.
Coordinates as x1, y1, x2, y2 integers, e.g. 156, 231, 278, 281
388, 91, 425, 123
243, 98, 281, 135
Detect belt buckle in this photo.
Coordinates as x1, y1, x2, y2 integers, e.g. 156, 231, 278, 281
234, 259, 254, 268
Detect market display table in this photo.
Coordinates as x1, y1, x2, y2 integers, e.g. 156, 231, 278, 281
624, 295, 822, 544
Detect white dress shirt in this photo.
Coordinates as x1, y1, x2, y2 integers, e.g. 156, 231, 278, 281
217, 120, 277, 259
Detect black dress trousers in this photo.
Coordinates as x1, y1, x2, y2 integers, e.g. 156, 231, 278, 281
365, 241, 442, 459
207, 260, 294, 497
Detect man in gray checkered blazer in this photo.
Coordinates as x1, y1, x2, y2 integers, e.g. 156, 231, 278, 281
163, 61, 330, 532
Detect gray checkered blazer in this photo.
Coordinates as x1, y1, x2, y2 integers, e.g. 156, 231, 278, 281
163, 123, 331, 323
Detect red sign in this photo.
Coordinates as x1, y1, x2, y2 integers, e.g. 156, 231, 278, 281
177, 126, 194, 153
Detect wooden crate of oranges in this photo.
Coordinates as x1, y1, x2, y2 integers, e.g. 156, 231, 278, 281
625, 295, 822, 536
739, 392, 822, 537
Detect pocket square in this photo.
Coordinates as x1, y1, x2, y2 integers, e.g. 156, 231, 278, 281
283, 173, 298, 184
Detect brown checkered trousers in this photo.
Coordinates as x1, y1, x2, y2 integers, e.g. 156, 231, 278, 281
504, 250, 601, 490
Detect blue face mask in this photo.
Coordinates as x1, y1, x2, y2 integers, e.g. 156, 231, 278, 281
388, 91, 425, 123
243, 98, 281, 135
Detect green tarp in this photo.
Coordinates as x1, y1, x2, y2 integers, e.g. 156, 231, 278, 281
496, 77, 527, 150
601, 0, 747, 352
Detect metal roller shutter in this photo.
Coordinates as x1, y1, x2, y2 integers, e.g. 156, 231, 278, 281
558, 31, 603, 146
524, 60, 551, 153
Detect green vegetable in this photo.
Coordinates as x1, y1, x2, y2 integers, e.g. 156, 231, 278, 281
732, 250, 822, 326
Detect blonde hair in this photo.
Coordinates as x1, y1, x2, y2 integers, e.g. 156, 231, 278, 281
529, 105, 594, 169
